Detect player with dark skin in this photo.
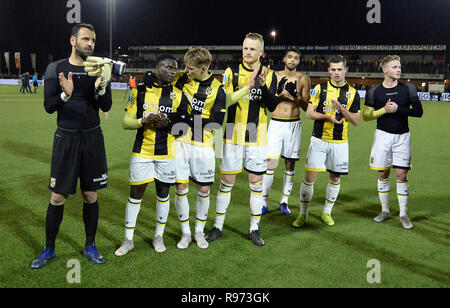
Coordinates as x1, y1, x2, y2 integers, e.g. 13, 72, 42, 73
128, 58, 176, 202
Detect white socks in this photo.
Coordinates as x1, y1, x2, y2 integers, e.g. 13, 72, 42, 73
323, 180, 341, 214
213, 180, 264, 232
155, 195, 170, 237
378, 178, 390, 213
213, 181, 233, 230
262, 169, 295, 206
378, 178, 409, 216
125, 194, 171, 240
262, 170, 274, 206
249, 181, 263, 231
175, 189, 190, 235
299, 179, 340, 216
299, 179, 314, 216
397, 180, 409, 217
280, 171, 295, 204
124, 197, 142, 241
196, 190, 210, 233
176, 188, 211, 235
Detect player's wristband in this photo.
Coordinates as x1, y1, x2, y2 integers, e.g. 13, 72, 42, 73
60, 92, 71, 102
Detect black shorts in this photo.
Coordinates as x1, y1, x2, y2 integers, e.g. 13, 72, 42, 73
33, 81, 38, 87
49, 126, 108, 195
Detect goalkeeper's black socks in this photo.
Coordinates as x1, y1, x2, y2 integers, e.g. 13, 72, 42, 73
45, 203, 64, 250
83, 200, 99, 247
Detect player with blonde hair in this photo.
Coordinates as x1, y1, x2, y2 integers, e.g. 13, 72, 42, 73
363, 55, 423, 229
206, 33, 279, 246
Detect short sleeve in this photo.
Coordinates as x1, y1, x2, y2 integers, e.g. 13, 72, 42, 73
350, 90, 361, 113
222, 67, 234, 94
125, 88, 138, 114
309, 84, 321, 107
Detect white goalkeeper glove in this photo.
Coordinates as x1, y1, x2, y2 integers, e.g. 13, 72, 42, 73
83, 56, 113, 94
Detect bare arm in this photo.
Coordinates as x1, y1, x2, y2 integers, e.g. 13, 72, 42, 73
296, 74, 311, 112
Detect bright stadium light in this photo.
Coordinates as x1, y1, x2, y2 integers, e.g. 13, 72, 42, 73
270, 30, 276, 46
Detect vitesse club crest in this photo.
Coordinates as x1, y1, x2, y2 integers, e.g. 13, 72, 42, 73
170, 92, 177, 100
370, 157, 374, 164
205, 86, 213, 96
50, 177, 56, 188
346, 92, 352, 99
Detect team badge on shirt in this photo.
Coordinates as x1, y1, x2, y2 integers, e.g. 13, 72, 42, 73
206, 86, 213, 96
170, 92, 177, 100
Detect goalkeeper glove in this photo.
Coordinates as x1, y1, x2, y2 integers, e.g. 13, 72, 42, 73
277, 76, 288, 95
285, 81, 299, 98
83, 56, 113, 94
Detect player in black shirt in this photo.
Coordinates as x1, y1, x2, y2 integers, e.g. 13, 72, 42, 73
31, 23, 113, 269
363, 55, 423, 230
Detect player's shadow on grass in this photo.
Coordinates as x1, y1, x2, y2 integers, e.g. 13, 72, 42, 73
0, 194, 83, 256
319, 228, 450, 286
1, 140, 51, 164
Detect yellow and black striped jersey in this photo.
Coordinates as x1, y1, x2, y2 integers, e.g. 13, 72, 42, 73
173, 71, 226, 147
310, 81, 360, 143
222, 62, 278, 146
126, 83, 189, 159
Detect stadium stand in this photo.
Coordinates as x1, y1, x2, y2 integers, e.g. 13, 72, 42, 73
113, 45, 447, 93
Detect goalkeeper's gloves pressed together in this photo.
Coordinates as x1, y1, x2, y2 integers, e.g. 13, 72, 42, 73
285, 80, 299, 99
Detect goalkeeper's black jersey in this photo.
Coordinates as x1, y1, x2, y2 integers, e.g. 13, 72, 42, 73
43, 58, 112, 130
365, 82, 423, 134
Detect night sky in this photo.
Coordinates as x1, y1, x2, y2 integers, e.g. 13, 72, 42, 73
1, 0, 449, 74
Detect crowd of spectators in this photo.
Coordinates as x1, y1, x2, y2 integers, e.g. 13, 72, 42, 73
261, 55, 446, 75
121, 54, 446, 75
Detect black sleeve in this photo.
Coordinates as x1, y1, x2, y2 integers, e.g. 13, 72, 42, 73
261, 84, 278, 112
268, 71, 278, 95
200, 85, 226, 130
167, 93, 193, 134
364, 85, 378, 107
397, 83, 423, 118
96, 83, 112, 112
43, 61, 66, 114
350, 91, 361, 113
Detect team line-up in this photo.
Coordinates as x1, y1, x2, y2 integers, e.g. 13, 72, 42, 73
30, 23, 423, 269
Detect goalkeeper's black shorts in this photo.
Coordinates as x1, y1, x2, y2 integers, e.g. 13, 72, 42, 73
48, 126, 108, 195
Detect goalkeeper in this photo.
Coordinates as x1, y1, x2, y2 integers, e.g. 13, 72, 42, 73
31, 23, 113, 269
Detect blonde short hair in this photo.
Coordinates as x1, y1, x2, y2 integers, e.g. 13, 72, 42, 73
244, 32, 264, 49
184, 47, 212, 68
380, 55, 401, 69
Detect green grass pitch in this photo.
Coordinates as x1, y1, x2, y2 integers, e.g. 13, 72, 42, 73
0, 85, 448, 288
